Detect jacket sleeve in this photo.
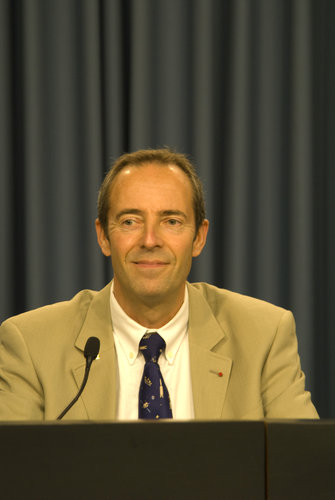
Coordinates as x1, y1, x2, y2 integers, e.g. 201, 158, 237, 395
261, 310, 319, 419
0, 320, 44, 420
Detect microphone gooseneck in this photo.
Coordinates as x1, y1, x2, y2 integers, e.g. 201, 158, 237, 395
57, 336, 100, 420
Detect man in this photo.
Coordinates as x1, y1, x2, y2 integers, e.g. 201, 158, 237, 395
0, 148, 318, 420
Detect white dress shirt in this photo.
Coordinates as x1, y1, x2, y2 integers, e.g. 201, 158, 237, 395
110, 285, 194, 420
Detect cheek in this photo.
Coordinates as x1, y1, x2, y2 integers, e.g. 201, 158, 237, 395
174, 238, 196, 259
109, 235, 136, 259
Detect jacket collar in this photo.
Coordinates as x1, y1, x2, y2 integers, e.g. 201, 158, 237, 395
187, 283, 232, 419
73, 282, 117, 419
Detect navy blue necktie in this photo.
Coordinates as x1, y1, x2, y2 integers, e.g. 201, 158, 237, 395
138, 332, 173, 419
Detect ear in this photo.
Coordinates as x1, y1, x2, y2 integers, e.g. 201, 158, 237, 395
192, 219, 209, 257
95, 218, 112, 257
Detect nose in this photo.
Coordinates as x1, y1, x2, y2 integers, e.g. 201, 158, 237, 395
140, 221, 163, 249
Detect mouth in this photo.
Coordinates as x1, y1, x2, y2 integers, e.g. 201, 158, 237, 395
133, 260, 168, 269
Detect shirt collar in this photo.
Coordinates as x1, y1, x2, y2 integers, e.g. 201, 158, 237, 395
110, 282, 189, 366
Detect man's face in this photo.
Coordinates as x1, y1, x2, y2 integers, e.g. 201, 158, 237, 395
96, 162, 208, 312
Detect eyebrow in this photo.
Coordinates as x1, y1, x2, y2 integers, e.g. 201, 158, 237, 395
115, 209, 188, 219
115, 209, 143, 220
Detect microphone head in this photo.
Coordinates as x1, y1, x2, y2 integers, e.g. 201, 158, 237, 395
84, 336, 100, 360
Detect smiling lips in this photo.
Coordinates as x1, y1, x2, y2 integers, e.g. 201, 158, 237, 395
133, 260, 168, 268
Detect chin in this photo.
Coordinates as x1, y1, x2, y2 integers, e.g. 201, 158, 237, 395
134, 282, 172, 299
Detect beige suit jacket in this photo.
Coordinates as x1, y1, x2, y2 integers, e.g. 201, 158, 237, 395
0, 282, 318, 420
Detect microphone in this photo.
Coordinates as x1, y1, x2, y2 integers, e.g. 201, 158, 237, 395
57, 336, 100, 420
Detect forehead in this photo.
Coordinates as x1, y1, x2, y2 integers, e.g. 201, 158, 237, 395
109, 162, 193, 202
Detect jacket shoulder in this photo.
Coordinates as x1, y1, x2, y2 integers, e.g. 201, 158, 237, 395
188, 282, 289, 325
1, 289, 99, 333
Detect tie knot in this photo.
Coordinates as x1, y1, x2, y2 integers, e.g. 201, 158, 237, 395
139, 332, 165, 363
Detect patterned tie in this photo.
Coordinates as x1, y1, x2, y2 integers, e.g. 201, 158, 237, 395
138, 332, 173, 419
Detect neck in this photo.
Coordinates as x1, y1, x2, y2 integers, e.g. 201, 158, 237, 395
113, 285, 185, 329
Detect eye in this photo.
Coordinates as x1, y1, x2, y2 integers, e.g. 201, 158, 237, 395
165, 218, 183, 227
120, 218, 139, 228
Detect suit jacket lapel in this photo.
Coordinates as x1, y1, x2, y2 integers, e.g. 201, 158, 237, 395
73, 283, 117, 419
188, 284, 232, 419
